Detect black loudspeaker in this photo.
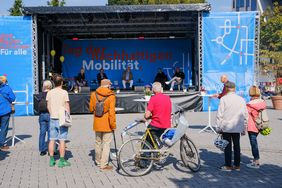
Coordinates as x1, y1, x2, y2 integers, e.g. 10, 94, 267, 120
134, 86, 144, 92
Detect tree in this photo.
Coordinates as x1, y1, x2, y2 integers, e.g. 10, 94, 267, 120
9, 0, 23, 16
260, 2, 282, 65
47, 0, 66, 7
260, 2, 282, 92
108, 0, 205, 5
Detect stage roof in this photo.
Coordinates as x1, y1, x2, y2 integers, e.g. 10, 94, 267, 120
23, 4, 210, 39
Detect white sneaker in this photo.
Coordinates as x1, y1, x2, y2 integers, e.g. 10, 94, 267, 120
246, 162, 260, 169
170, 88, 173, 91
165, 81, 170, 85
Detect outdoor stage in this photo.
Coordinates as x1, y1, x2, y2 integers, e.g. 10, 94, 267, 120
34, 91, 202, 114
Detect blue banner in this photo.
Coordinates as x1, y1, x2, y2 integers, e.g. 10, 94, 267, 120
62, 39, 192, 88
0, 16, 33, 116
202, 12, 257, 111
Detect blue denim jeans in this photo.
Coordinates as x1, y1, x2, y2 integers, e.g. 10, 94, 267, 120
38, 113, 50, 152
248, 131, 260, 160
0, 114, 10, 147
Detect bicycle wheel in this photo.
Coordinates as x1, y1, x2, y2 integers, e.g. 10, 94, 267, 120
180, 134, 201, 172
118, 138, 154, 176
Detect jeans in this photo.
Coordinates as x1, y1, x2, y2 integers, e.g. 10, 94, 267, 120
49, 119, 68, 141
38, 113, 50, 152
222, 133, 241, 167
248, 131, 260, 160
0, 114, 10, 147
145, 124, 166, 149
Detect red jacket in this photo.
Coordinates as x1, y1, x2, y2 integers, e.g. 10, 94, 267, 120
246, 99, 266, 133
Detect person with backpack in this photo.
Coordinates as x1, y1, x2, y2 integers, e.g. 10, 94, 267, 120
38, 80, 53, 156
0, 75, 16, 151
246, 86, 266, 169
89, 79, 116, 170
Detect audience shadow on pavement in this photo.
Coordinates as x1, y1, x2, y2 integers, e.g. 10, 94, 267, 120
168, 148, 282, 187
0, 150, 11, 161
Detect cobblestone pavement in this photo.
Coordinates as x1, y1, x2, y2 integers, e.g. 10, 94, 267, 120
0, 100, 281, 188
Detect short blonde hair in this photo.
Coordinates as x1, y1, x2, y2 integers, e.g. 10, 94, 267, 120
42, 80, 53, 91
249, 86, 261, 97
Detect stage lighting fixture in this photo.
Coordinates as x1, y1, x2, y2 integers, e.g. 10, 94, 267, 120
72, 37, 79, 40
138, 36, 144, 40
169, 36, 175, 39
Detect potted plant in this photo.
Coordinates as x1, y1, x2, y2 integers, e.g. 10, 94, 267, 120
259, 2, 282, 110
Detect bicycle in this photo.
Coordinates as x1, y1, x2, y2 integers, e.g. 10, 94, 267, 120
118, 105, 201, 176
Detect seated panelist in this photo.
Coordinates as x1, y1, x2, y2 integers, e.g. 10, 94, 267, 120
76, 68, 87, 87
122, 66, 133, 89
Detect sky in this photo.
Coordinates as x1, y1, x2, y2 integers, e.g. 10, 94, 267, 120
0, 0, 232, 15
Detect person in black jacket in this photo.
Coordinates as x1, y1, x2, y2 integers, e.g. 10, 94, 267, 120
165, 67, 185, 91
76, 68, 87, 87
154, 68, 168, 89
38, 80, 52, 156
97, 68, 108, 86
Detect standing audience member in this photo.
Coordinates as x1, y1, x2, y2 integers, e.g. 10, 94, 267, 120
144, 82, 172, 147
97, 68, 108, 86
212, 75, 229, 99
246, 86, 266, 169
89, 79, 116, 170
154, 68, 168, 89
38, 80, 53, 156
122, 66, 133, 89
0, 76, 16, 150
46, 74, 71, 168
215, 81, 248, 171
165, 67, 185, 91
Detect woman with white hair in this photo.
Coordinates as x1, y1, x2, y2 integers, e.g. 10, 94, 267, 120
38, 80, 53, 156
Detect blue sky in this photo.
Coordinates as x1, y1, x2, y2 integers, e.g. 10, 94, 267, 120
0, 0, 232, 15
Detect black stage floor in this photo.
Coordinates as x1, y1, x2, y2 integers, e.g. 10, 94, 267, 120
34, 91, 202, 114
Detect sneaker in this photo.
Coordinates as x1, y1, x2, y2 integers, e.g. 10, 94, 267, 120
220, 166, 232, 172
170, 88, 173, 91
246, 162, 260, 169
58, 159, 71, 168
49, 157, 56, 167
0, 145, 9, 151
232, 166, 240, 171
100, 165, 113, 170
165, 81, 170, 85
40, 151, 47, 156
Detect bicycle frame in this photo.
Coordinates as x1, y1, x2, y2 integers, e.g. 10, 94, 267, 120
137, 128, 171, 160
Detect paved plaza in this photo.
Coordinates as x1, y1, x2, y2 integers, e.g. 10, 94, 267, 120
0, 100, 281, 188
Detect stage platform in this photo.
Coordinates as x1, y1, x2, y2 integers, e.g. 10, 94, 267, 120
34, 91, 202, 114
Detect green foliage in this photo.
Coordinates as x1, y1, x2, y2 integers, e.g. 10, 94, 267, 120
47, 0, 66, 7
9, 0, 23, 16
260, 2, 282, 64
108, 0, 205, 5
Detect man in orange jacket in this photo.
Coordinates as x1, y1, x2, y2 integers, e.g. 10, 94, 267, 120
89, 79, 116, 170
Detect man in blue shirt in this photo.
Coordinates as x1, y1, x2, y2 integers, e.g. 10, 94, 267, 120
0, 75, 16, 150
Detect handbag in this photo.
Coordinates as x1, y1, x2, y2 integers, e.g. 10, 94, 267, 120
59, 107, 72, 127
214, 134, 229, 151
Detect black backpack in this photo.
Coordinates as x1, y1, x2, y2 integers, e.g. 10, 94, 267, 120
95, 92, 108, 117
38, 92, 48, 113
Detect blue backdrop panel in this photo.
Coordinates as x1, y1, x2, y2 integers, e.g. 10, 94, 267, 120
202, 12, 256, 111
0, 16, 33, 116
62, 39, 192, 88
